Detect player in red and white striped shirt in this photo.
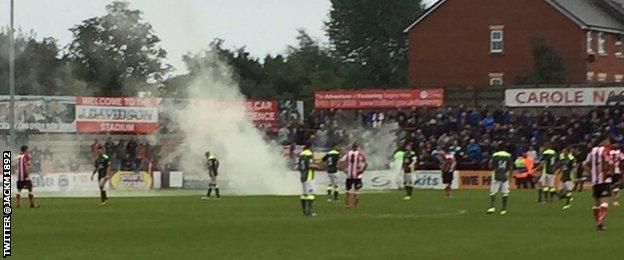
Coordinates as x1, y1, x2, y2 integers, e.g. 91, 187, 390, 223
340, 143, 367, 209
607, 143, 624, 206
583, 139, 611, 231
16, 145, 38, 208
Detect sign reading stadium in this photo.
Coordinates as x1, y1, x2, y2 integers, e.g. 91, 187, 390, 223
505, 87, 624, 107
314, 88, 444, 109
75, 97, 160, 133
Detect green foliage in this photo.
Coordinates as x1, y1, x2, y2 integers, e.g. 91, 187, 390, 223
326, 0, 424, 87
515, 37, 566, 85
0, 31, 83, 95
165, 30, 342, 101
66, 1, 169, 96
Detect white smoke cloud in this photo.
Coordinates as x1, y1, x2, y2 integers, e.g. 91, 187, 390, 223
170, 50, 299, 195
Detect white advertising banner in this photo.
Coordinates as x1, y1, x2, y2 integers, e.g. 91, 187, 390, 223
505, 87, 624, 107
312, 170, 459, 191
12, 173, 100, 193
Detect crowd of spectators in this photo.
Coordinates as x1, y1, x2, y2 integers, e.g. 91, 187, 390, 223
90, 136, 162, 172
278, 106, 624, 170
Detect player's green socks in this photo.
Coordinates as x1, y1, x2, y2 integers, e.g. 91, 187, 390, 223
215, 188, 220, 198
327, 188, 332, 197
537, 189, 543, 202
565, 192, 572, 206
100, 191, 106, 202
502, 195, 508, 210
207, 188, 212, 197
490, 195, 496, 207
300, 198, 307, 215
308, 200, 314, 215
333, 189, 339, 201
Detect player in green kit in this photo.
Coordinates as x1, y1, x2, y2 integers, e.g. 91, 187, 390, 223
298, 143, 318, 216
393, 147, 405, 190
322, 146, 340, 202
487, 145, 514, 215
557, 147, 577, 210
401, 144, 418, 201
537, 144, 558, 203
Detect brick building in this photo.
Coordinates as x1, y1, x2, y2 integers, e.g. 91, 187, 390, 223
405, 0, 624, 87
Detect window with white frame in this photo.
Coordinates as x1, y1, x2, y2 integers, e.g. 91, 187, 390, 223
616, 41, 623, 57
587, 31, 594, 54
490, 26, 504, 53
587, 71, 595, 81
615, 74, 623, 83
489, 73, 504, 86
598, 32, 607, 55
597, 73, 607, 82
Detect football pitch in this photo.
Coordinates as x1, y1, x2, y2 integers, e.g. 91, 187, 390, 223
12, 190, 624, 259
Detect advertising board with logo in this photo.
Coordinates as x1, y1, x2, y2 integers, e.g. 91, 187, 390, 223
0, 96, 76, 132
75, 97, 160, 133
315, 88, 444, 109
13, 173, 100, 193
505, 87, 624, 107
182, 174, 230, 190
111, 171, 152, 190
458, 171, 492, 189
411, 171, 459, 190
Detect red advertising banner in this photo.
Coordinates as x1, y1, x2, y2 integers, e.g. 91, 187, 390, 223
246, 100, 278, 128
75, 97, 160, 133
314, 88, 444, 109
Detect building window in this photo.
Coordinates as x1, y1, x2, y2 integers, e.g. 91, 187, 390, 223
616, 74, 623, 83
597, 73, 607, 82
616, 41, 623, 58
598, 32, 607, 55
490, 26, 504, 53
489, 73, 504, 86
587, 71, 595, 81
587, 31, 594, 54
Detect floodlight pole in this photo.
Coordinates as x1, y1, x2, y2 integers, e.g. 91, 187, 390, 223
8, 0, 16, 148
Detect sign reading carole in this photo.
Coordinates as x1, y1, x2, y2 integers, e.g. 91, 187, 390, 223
505, 87, 624, 107
75, 97, 159, 133
315, 88, 444, 109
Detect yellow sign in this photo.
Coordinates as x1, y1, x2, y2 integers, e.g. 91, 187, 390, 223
111, 171, 152, 190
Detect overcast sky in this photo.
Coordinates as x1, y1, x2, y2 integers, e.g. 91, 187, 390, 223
1, 0, 436, 74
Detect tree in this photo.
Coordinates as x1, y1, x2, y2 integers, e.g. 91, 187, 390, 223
165, 30, 342, 101
325, 0, 424, 87
0, 30, 81, 95
515, 37, 566, 85
66, 1, 169, 96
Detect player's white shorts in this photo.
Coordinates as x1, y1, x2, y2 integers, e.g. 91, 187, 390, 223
302, 180, 314, 195
490, 180, 510, 195
558, 181, 573, 191
403, 173, 414, 187
327, 173, 338, 186
539, 174, 556, 187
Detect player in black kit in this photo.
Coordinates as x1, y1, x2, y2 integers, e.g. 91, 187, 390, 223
91, 146, 111, 205
202, 151, 221, 200
322, 146, 340, 201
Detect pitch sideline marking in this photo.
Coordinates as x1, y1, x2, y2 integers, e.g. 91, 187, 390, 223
362, 209, 468, 219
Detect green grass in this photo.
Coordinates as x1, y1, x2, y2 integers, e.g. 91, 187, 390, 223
12, 190, 624, 260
